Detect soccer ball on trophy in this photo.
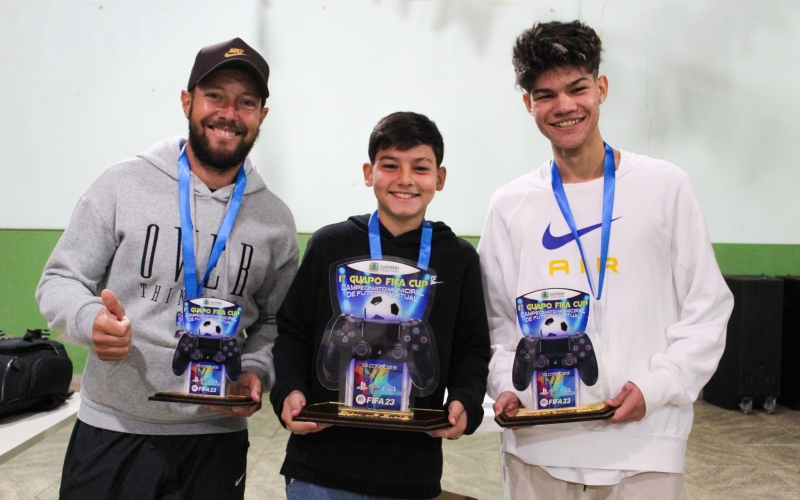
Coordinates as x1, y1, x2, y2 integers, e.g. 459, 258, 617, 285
540, 316, 568, 337
199, 319, 223, 336
364, 294, 401, 321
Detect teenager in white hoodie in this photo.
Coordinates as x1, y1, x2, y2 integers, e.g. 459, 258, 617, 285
479, 20, 733, 499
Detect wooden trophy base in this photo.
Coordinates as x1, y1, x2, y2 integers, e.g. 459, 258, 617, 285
294, 402, 451, 432
495, 402, 616, 427
149, 392, 257, 407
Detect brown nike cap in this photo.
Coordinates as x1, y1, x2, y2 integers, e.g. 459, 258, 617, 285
187, 37, 270, 102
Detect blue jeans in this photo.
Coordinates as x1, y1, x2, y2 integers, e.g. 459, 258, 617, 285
284, 478, 435, 500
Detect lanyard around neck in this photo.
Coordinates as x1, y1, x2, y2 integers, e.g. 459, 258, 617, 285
368, 210, 433, 270
550, 143, 616, 300
178, 147, 247, 300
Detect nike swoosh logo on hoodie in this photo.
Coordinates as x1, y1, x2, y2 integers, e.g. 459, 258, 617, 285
541, 218, 621, 250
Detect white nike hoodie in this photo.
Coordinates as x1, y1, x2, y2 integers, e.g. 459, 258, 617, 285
479, 150, 733, 479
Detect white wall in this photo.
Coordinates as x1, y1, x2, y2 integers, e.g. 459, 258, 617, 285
2, 0, 799, 243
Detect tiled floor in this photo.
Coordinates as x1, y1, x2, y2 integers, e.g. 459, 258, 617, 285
1, 399, 799, 500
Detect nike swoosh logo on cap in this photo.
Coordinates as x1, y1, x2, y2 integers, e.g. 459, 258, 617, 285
224, 48, 245, 58
541, 218, 622, 250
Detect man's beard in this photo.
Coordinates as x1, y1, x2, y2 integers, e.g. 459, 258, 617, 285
188, 112, 260, 174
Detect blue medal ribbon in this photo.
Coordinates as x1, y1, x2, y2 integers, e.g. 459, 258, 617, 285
368, 210, 433, 270
178, 147, 247, 300
550, 143, 615, 300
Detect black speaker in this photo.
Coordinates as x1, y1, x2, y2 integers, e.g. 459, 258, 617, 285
779, 276, 800, 409
704, 276, 783, 413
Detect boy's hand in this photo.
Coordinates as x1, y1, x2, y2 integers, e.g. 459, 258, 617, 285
428, 400, 467, 440
494, 391, 534, 430
605, 382, 646, 424
282, 390, 330, 435
206, 371, 263, 417
92, 289, 132, 361
493, 391, 522, 417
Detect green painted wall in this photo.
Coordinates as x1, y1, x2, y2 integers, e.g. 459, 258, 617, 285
2, 229, 799, 373
0, 230, 88, 373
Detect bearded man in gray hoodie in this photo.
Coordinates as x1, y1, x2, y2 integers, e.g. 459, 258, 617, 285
36, 38, 298, 500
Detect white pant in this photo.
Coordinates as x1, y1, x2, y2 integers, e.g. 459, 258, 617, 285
501, 452, 684, 500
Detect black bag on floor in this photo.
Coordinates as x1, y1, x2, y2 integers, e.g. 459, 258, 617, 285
0, 329, 74, 418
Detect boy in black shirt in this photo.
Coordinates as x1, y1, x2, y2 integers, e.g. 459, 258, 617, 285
270, 112, 491, 499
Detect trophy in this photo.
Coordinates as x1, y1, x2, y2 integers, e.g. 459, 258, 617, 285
294, 257, 449, 431
495, 289, 614, 427
150, 298, 256, 407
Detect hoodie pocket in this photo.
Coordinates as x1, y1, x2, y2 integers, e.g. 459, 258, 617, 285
106, 351, 134, 379
84, 341, 205, 423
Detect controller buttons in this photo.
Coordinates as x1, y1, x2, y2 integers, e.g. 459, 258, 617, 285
411, 344, 420, 352
234, 347, 239, 353
579, 338, 585, 344
353, 343, 370, 357
420, 336, 428, 344
404, 334, 411, 342
412, 327, 420, 335
347, 331, 355, 338
586, 345, 592, 350
579, 352, 586, 358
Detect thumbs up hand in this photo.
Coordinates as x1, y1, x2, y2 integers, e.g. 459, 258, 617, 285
92, 289, 133, 361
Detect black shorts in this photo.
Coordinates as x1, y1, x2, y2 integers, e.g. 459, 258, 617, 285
59, 419, 249, 500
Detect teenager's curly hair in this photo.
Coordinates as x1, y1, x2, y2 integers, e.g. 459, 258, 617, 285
512, 21, 603, 93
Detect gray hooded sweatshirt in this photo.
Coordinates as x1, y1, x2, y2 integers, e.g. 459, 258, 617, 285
36, 137, 298, 435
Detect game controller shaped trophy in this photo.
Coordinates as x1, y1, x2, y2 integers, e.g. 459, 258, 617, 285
149, 298, 256, 407
323, 315, 435, 393
494, 287, 616, 427
294, 253, 448, 431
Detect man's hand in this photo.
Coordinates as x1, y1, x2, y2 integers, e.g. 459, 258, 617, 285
605, 382, 646, 424
207, 371, 263, 417
281, 390, 330, 435
493, 391, 522, 417
428, 400, 468, 440
92, 289, 132, 361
